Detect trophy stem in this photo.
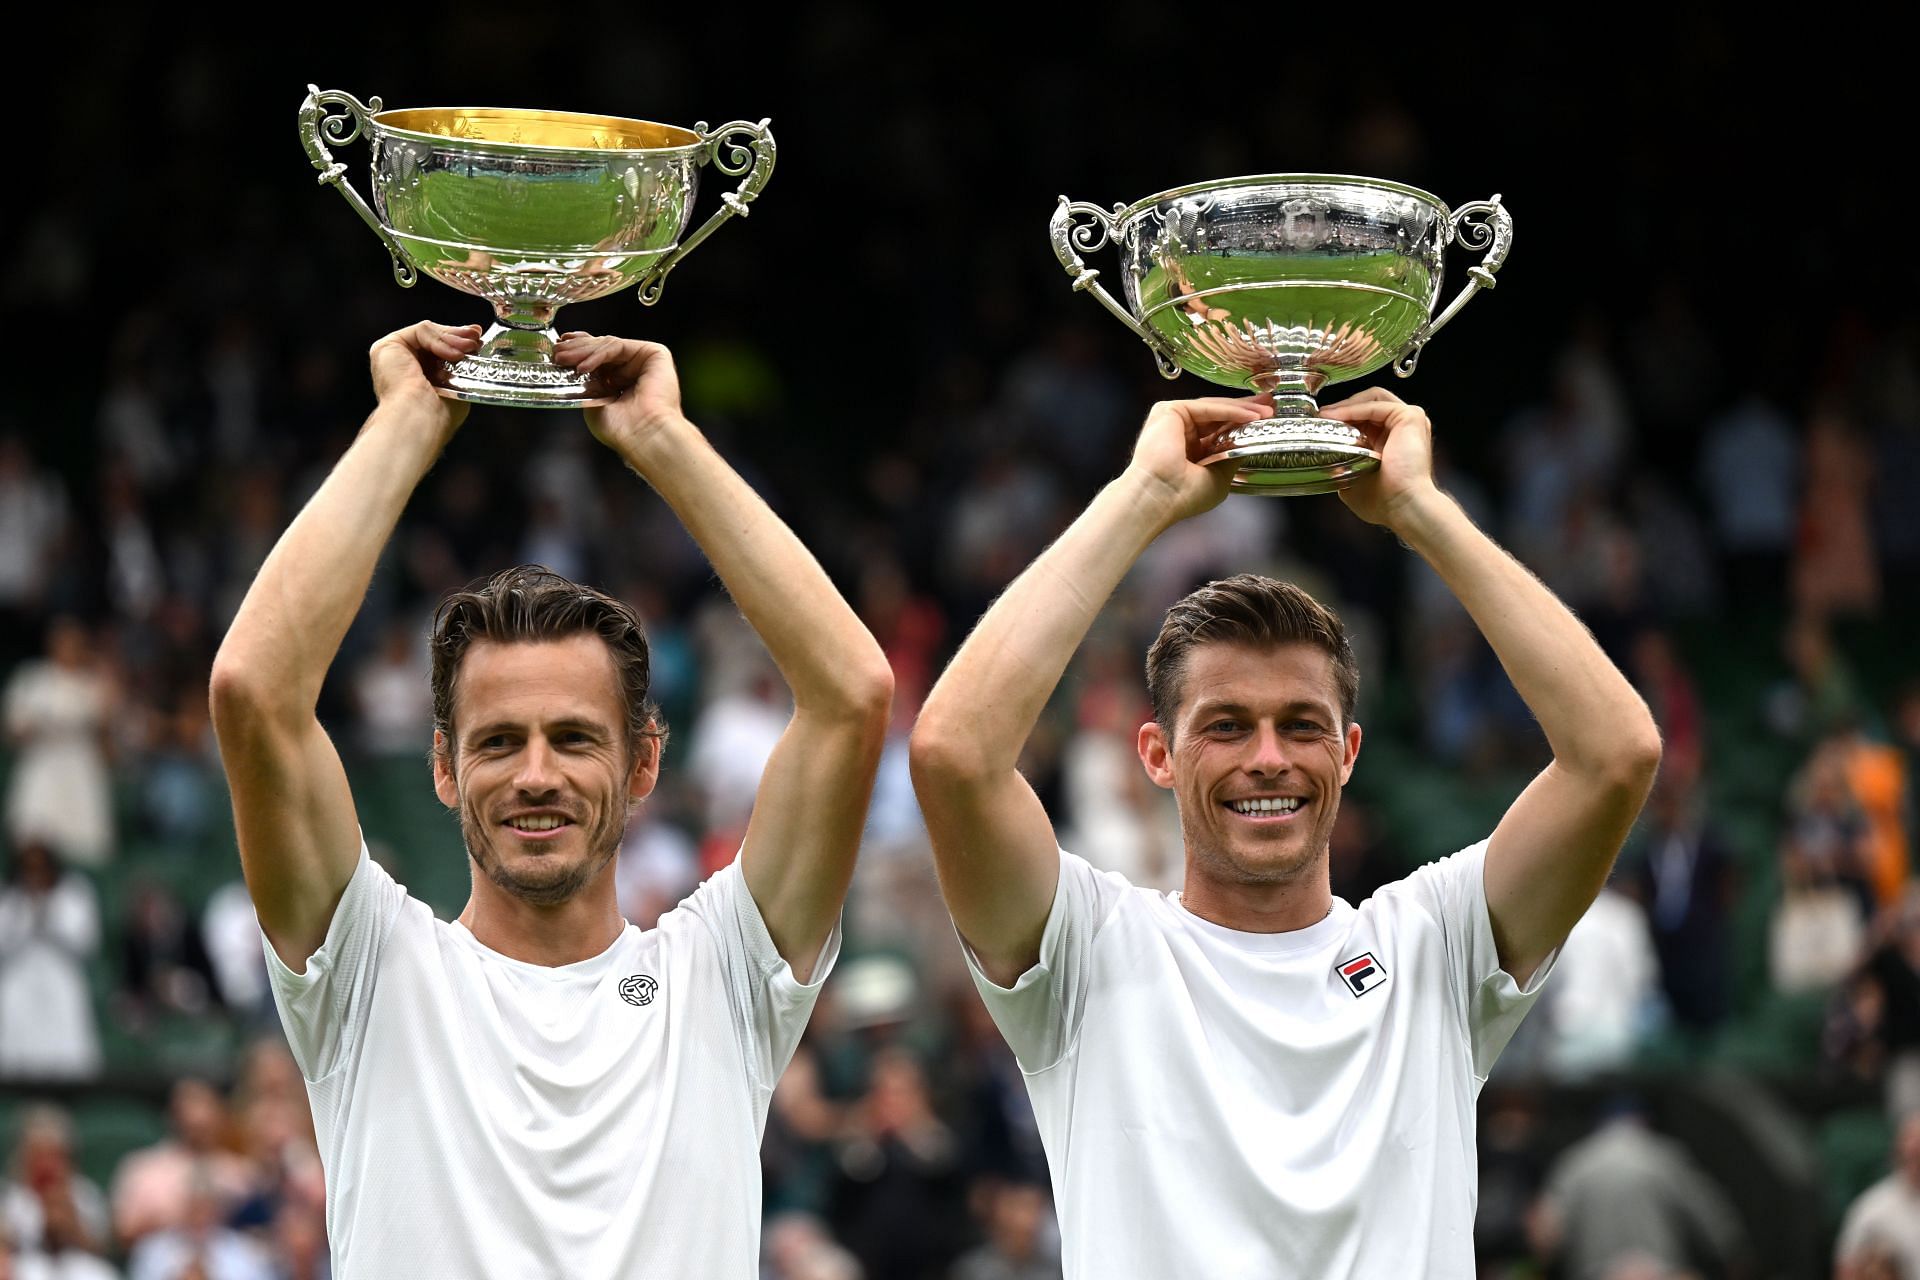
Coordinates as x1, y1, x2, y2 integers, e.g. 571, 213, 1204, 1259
437, 324, 612, 410
1199, 369, 1380, 496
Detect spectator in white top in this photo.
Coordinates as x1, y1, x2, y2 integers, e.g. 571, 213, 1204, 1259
0, 841, 100, 1081
207, 323, 891, 1278
4, 620, 114, 869
1835, 1111, 1920, 1280
910, 389, 1662, 1278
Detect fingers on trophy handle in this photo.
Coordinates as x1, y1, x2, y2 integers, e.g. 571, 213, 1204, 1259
637, 119, 776, 307
1398, 194, 1513, 376
1050, 197, 1182, 381
298, 86, 417, 288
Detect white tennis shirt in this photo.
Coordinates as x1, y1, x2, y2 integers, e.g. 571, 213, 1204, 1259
265, 846, 836, 1279
967, 839, 1551, 1280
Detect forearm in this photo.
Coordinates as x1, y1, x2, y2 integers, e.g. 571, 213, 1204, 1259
614, 416, 887, 713
1393, 488, 1659, 775
917, 467, 1178, 772
212, 400, 450, 712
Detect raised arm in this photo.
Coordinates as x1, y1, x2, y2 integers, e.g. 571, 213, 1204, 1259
908, 398, 1268, 985
209, 322, 481, 967
1324, 389, 1663, 985
558, 335, 891, 980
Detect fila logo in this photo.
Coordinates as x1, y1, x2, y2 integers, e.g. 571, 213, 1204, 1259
1338, 952, 1387, 997
619, 975, 659, 1007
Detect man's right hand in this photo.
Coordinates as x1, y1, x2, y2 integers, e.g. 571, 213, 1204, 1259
1123, 394, 1272, 524
368, 321, 483, 438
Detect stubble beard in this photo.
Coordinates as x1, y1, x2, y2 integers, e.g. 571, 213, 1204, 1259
1181, 792, 1339, 889
458, 793, 628, 908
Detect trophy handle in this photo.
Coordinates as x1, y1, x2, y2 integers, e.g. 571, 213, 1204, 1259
636, 119, 776, 306
1393, 195, 1512, 377
298, 86, 417, 288
1050, 198, 1181, 380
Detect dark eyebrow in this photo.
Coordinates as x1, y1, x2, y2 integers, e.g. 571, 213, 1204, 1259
462, 716, 613, 742
1189, 698, 1336, 723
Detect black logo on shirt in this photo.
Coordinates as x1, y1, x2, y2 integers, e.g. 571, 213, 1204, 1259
1338, 952, 1387, 997
619, 974, 659, 1007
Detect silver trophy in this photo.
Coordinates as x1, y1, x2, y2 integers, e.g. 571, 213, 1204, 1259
299, 86, 775, 408
1051, 175, 1513, 494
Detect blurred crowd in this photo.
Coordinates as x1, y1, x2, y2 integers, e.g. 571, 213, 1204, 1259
5, 18, 1919, 1279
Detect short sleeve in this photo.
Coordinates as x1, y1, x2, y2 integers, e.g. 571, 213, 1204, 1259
1396, 839, 1557, 1079
263, 844, 407, 1082
674, 855, 840, 1090
961, 849, 1130, 1074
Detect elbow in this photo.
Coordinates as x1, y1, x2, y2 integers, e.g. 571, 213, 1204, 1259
1610, 716, 1664, 796
907, 712, 993, 790
208, 650, 299, 734
801, 649, 895, 738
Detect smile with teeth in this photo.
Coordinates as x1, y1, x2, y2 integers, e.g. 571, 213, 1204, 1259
506, 814, 571, 832
1227, 797, 1304, 815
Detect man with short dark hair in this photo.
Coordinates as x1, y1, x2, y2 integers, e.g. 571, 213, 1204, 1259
910, 389, 1663, 1278
210, 321, 892, 1277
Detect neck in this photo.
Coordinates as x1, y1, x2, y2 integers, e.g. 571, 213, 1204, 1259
457, 870, 626, 966
1179, 866, 1334, 933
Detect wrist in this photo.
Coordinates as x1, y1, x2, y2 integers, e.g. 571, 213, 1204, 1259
1381, 482, 1455, 544
1115, 464, 1198, 535
608, 410, 699, 471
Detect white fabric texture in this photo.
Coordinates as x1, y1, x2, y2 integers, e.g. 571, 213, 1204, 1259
266, 845, 836, 1279
967, 839, 1553, 1280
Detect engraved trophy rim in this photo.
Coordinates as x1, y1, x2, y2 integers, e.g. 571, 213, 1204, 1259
368, 105, 708, 158
1116, 172, 1452, 224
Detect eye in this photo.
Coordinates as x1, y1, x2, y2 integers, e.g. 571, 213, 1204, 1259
1206, 719, 1244, 735
1285, 720, 1325, 736
477, 734, 514, 750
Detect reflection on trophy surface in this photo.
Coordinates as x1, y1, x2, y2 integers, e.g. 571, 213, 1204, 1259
1051, 175, 1513, 494
299, 86, 775, 409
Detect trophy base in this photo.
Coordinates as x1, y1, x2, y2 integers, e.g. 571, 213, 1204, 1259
1202, 417, 1380, 496
436, 325, 612, 409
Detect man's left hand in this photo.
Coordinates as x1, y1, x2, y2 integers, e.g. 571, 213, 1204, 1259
1319, 388, 1441, 530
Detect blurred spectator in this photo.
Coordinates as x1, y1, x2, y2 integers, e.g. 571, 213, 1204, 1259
829, 1047, 967, 1280
1528, 1108, 1746, 1280
1827, 722, 1912, 911
614, 809, 700, 929
4, 619, 115, 868
1860, 889, 1920, 1118
1834, 1111, 1920, 1280
1780, 738, 1876, 922
763, 1211, 864, 1280
1792, 405, 1880, 618
348, 615, 432, 759
1771, 836, 1868, 997
118, 883, 220, 1030
1698, 393, 1797, 608
125, 1173, 273, 1280
1056, 641, 1175, 891
1631, 768, 1734, 1030
138, 687, 221, 848
1767, 612, 1864, 741
949, 1180, 1060, 1280
687, 666, 789, 847
199, 882, 269, 1026
0, 840, 101, 1081
0, 435, 72, 671
1, 1106, 110, 1259
111, 1079, 252, 1249
1536, 886, 1663, 1079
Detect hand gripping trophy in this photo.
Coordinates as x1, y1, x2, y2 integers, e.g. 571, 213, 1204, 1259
1051, 175, 1513, 494
299, 85, 774, 408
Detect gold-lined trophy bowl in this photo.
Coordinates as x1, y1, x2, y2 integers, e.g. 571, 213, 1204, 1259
299, 86, 775, 408
1051, 175, 1513, 494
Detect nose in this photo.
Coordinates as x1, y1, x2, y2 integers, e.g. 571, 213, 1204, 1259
1244, 723, 1292, 777
512, 735, 564, 797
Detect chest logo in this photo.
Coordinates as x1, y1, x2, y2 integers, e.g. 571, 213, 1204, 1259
1337, 952, 1387, 997
619, 974, 659, 1007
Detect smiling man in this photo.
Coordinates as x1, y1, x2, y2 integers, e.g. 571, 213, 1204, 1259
209, 321, 891, 1278
909, 390, 1662, 1279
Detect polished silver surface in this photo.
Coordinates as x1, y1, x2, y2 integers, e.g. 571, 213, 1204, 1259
1052, 175, 1513, 494
298, 86, 775, 409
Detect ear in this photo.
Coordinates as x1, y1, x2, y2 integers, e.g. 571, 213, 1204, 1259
627, 728, 663, 804
432, 730, 459, 809
1339, 720, 1363, 786
1137, 720, 1175, 790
